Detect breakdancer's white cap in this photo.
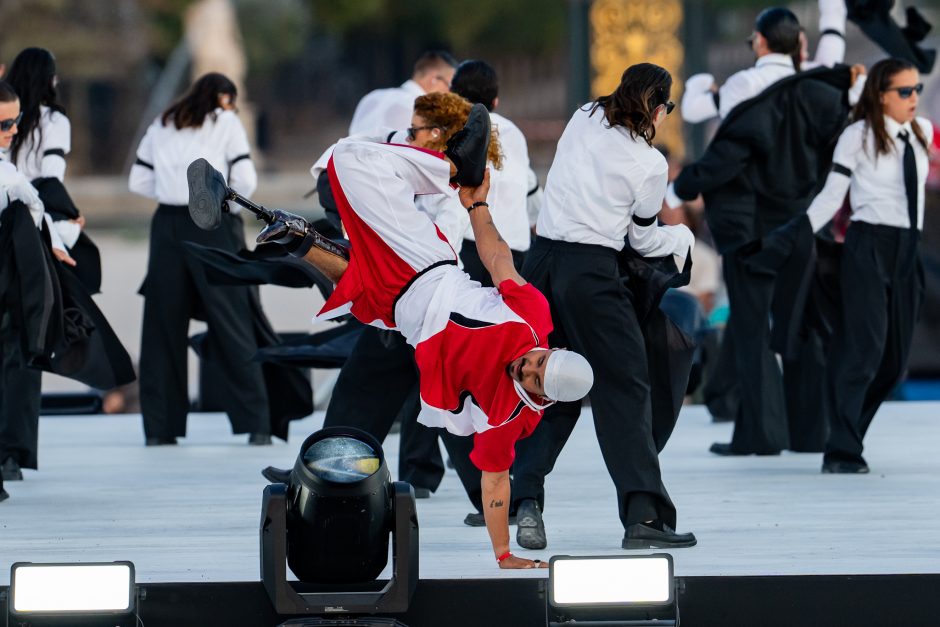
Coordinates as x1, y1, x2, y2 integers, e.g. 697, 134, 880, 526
542, 349, 594, 402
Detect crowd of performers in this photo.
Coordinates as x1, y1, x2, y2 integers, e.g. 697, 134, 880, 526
0, 0, 936, 569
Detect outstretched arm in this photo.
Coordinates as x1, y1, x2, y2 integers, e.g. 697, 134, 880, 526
461, 169, 525, 286
481, 470, 545, 569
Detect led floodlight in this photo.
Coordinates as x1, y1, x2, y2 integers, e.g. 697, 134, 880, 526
8, 561, 137, 626
548, 554, 677, 626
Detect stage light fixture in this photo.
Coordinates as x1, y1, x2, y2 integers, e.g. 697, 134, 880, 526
7, 561, 137, 626
547, 554, 678, 626
260, 427, 418, 625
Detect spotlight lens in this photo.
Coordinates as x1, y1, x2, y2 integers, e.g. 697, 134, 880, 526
303, 436, 380, 483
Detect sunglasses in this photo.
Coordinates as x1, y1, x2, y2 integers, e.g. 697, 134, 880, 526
0, 112, 22, 132
659, 101, 675, 115
406, 125, 442, 141
885, 83, 924, 99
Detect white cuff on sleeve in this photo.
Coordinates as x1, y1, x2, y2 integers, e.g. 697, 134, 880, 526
664, 183, 684, 210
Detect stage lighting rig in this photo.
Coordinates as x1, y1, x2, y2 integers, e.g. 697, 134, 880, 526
260, 427, 418, 626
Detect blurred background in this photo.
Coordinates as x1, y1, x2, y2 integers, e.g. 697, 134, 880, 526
2, 0, 939, 403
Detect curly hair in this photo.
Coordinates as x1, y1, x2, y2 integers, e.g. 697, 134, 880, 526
412, 92, 503, 169
589, 63, 672, 147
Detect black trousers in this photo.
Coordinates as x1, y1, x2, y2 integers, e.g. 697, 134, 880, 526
139, 205, 270, 439
0, 311, 42, 469
514, 237, 677, 530
825, 223, 923, 464
721, 249, 790, 453
322, 325, 485, 505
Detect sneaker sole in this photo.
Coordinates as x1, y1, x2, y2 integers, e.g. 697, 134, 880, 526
517, 514, 547, 549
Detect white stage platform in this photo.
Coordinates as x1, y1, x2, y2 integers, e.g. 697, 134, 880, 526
1, 402, 939, 584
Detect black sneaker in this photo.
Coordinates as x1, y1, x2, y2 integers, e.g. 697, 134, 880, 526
1, 457, 23, 481
515, 499, 547, 549
463, 512, 517, 527
445, 103, 491, 187
622, 522, 697, 549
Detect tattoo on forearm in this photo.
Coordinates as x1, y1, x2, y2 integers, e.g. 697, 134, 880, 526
488, 499, 504, 508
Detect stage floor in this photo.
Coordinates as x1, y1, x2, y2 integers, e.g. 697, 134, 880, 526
1, 402, 938, 584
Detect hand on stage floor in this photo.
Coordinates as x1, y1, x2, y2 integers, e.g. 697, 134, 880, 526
498, 554, 548, 570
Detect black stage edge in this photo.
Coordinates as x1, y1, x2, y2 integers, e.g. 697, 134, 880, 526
3, 575, 939, 626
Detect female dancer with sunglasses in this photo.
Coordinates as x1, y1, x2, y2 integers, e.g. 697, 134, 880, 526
804, 58, 932, 474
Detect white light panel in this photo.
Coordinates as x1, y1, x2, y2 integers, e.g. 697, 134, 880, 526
552, 556, 671, 605
12, 563, 133, 613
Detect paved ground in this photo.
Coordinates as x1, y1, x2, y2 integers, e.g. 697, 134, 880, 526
1, 402, 938, 583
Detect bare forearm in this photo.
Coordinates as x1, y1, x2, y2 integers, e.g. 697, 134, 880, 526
301, 246, 348, 284
481, 470, 511, 558
469, 205, 514, 274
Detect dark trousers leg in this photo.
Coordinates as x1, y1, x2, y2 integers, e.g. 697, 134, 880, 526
724, 252, 789, 452
325, 327, 445, 490
782, 330, 830, 452
702, 328, 740, 422
0, 313, 42, 469
439, 430, 483, 512
826, 227, 921, 463
397, 385, 445, 491
516, 241, 676, 529
187, 218, 270, 434
512, 399, 581, 511
324, 327, 416, 439
140, 209, 196, 439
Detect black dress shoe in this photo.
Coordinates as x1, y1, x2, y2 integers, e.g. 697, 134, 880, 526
412, 487, 432, 499
463, 511, 517, 527
0, 486, 8, 502
821, 459, 870, 474
1, 457, 23, 481
622, 522, 697, 549
445, 103, 490, 187
248, 433, 272, 446
261, 466, 291, 484
709, 442, 781, 456
144, 437, 178, 447
516, 499, 547, 549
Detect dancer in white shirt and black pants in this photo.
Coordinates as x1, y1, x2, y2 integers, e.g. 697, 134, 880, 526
804, 58, 932, 474
513, 64, 697, 550
129, 73, 271, 446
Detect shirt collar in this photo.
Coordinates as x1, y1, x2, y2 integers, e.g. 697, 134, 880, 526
401, 79, 425, 96
884, 115, 913, 139
755, 53, 795, 70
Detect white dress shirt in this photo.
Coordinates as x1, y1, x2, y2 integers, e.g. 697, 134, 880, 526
348, 80, 425, 136
538, 105, 693, 257
681, 54, 795, 124
11, 105, 71, 181
129, 108, 257, 206
807, 116, 934, 232
462, 111, 531, 252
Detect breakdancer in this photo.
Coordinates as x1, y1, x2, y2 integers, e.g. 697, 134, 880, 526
192, 105, 593, 568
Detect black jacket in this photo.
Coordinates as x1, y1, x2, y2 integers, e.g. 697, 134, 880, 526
673, 66, 853, 255
846, 0, 935, 73
32, 177, 102, 294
